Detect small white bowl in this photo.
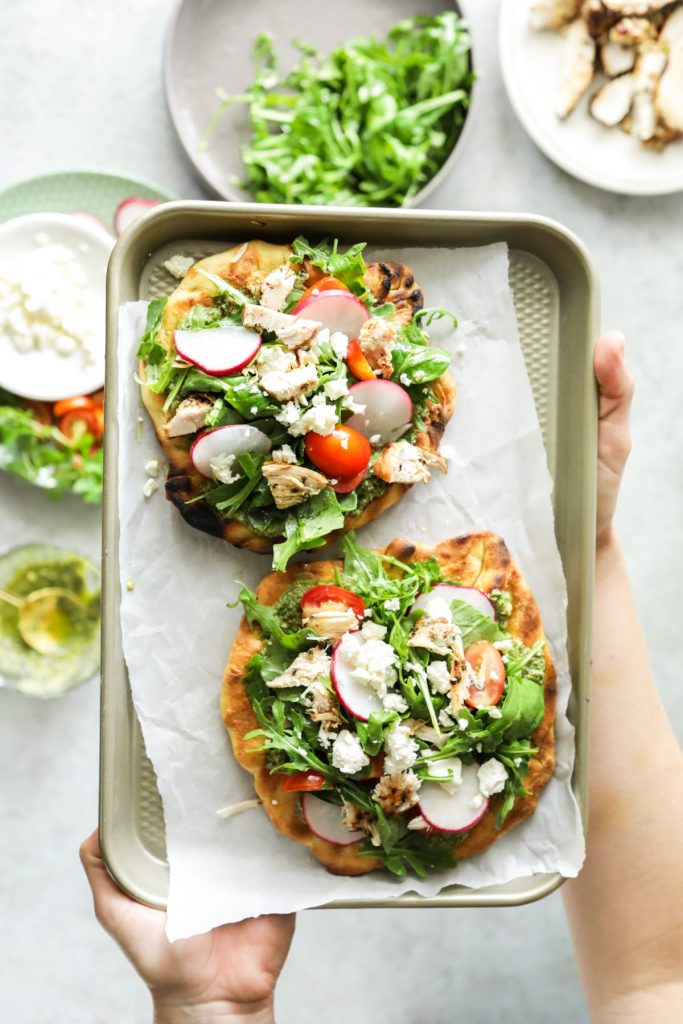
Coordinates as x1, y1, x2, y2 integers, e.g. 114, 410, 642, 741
0, 212, 114, 401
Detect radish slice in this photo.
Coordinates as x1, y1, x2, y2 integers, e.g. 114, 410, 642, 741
344, 380, 413, 445
190, 424, 271, 478
413, 585, 496, 622
418, 762, 490, 833
292, 290, 369, 338
331, 631, 385, 722
174, 326, 261, 376
302, 793, 364, 846
70, 211, 112, 235
114, 197, 162, 235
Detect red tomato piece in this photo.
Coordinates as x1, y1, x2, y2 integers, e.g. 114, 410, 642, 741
299, 276, 349, 304
305, 426, 370, 479
58, 407, 103, 441
53, 395, 96, 418
301, 584, 365, 622
281, 771, 326, 793
331, 464, 369, 494
346, 338, 375, 381
464, 641, 506, 708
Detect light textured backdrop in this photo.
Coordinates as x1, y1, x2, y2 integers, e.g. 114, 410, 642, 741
0, 1, 681, 1021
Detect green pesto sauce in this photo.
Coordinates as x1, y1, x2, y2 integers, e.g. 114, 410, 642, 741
0, 560, 100, 669
271, 578, 318, 632
353, 474, 388, 512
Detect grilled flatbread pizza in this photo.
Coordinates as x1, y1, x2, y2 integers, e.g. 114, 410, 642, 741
221, 532, 557, 877
137, 237, 456, 569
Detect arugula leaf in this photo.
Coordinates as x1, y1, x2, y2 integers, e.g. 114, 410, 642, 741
391, 342, 451, 385
179, 369, 278, 418
196, 268, 249, 308
272, 488, 345, 571
234, 584, 314, 652
291, 237, 369, 298
355, 710, 398, 757
136, 296, 168, 363
450, 599, 504, 647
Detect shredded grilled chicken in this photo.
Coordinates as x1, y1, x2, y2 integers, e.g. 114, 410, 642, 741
262, 462, 329, 509
408, 614, 457, 655
164, 394, 213, 437
303, 605, 359, 642
358, 317, 396, 378
259, 265, 297, 311
373, 441, 447, 485
242, 303, 322, 350
305, 680, 343, 731
267, 646, 331, 689
260, 363, 318, 402
342, 801, 382, 845
372, 771, 421, 816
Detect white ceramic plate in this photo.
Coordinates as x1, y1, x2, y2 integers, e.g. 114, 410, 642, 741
0, 212, 113, 401
499, 0, 683, 196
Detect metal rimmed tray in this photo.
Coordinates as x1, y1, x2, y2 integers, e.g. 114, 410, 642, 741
101, 201, 598, 910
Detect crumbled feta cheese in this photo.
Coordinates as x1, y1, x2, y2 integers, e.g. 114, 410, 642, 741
271, 444, 297, 464
287, 401, 337, 437
407, 815, 430, 831
469, 793, 484, 810
0, 238, 103, 367
478, 758, 508, 797
337, 630, 398, 699
399, 373, 411, 386
383, 598, 400, 612
493, 639, 514, 652
142, 478, 158, 498
324, 376, 349, 400
255, 345, 297, 376
457, 717, 469, 732
330, 331, 349, 360
250, 405, 258, 415
209, 452, 239, 484
163, 254, 195, 279
331, 730, 370, 774
361, 621, 387, 640
369, 433, 381, 446
456, 342, 467, 357
33, 232, 50, 246
383, 692, 408, 713
340, 433, 349, 449
513, 757, 523, 768
341, 393, 366, 415
439, 708, 454, 728
486, 707, 503, 719
476, 743, 483, 753
415, 370, 424, 381
144, 459, 160, 478
318, 727, 338, 750
383, 722, 418, 774
274, 401, 301, 428
424, 596, 452, 622
426, 660, 451, 695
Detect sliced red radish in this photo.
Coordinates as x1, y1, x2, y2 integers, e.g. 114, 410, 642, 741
292, 290, 369, 338
413, 584, 496, 621
70, 211, 112, 235
344, 380, 413, 445
418, 762, 490, 834
331, 631, 385, 722
114, 196, 162, 236
302, 793, 364, 845
190, 424, 271, 478
174, 326, 261, 376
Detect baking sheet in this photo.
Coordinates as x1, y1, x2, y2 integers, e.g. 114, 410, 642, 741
117, 242, 584, 940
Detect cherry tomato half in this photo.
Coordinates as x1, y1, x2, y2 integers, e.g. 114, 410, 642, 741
281, 770, 326, 793
301, 584, 365, 623
305, 426, 370, 479
464, 641, 506, 709
53, 395, 96, 418
58, 407, 103, 441
346, 338, 375, 381
298, 275, 349, 305
331, 463, 369, 494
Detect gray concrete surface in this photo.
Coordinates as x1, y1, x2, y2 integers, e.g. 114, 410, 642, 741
0, 0, 681, 1021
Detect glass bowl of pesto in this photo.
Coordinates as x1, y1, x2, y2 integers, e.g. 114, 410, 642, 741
0, 544, 100, 698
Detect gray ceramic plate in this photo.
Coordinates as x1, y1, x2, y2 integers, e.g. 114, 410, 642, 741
163, 0, 476, 204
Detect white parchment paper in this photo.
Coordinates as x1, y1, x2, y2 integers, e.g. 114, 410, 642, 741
117, 244, 585, 940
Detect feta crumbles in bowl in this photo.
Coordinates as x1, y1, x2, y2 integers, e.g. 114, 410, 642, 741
137, 237, 457, 570
221, 532, 557, 878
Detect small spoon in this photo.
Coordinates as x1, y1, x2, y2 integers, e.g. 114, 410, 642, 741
0, 586, 87, 656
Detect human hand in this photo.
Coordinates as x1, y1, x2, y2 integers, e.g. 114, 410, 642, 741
594, 330, 634, 551
80, 830, 295, 1024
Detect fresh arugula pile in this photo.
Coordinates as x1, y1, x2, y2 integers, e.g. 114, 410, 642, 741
236, 534, 547, 878
0, 389, 103, 503
137, 237, 455, 570
204, 13, 474, 206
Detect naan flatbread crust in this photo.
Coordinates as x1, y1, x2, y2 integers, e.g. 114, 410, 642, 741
221, 532, 557, 875
139, 240, 456, 553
